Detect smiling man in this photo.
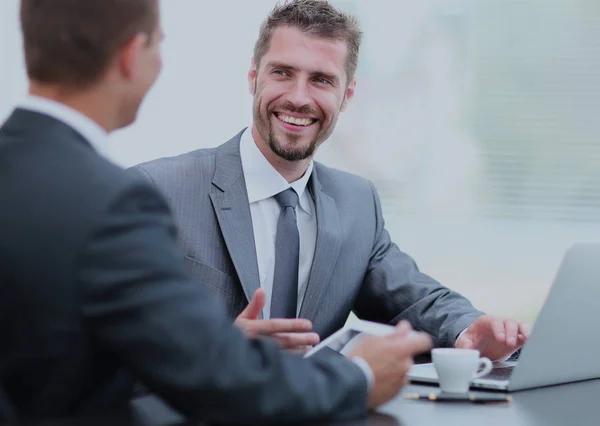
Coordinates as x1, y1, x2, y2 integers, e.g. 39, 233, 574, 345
131, 0, 529, 361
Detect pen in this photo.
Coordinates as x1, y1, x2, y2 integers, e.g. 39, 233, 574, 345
402, 392, 512, 403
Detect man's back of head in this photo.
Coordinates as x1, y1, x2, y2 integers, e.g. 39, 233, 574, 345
20, 0, 163, 131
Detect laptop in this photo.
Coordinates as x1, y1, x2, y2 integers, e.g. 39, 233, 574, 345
408, 243, 600, 391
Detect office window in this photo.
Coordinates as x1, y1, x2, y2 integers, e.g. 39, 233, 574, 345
323, 0, 600, 321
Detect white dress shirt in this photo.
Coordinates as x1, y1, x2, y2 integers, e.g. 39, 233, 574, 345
239, 127, 317, 320
18, 95, 109, 159
239, 127, 374, 388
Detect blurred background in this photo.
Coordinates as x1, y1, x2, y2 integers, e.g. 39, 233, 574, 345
2, 0, 600, 323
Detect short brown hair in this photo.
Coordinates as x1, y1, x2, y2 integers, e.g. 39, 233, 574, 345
253, 0, 362, 82
20, 0, 159, 87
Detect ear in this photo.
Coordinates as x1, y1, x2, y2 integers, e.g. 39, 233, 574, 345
117, 33, 148, 80
248, 58, 258, 96
340, 77, 356, 112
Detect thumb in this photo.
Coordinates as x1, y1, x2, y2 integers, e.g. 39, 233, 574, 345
456, 335, 474, 349
392, 320, 413, 337
237, 288, 265, 320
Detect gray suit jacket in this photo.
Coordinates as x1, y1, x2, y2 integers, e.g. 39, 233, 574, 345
131, 130, 484, 347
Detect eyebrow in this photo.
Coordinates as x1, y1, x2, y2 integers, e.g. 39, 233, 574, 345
266, 61, 341, 86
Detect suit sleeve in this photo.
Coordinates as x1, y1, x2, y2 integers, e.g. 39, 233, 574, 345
352, 182, 484, 348
77, 177, 368, 424
128, 165, 156, 188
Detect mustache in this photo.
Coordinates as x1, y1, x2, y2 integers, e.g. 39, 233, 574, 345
272, 102, 320, 117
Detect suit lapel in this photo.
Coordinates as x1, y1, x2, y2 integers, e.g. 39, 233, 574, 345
209, 134, 261, 314
299, 168, 342, 322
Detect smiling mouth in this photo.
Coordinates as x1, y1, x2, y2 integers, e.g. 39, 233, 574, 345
274, 112, 317, 127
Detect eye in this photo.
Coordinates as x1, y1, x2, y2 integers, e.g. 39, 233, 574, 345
272, 69, 288, 77
314, 77, 331, 86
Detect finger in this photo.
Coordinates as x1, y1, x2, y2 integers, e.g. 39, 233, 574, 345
287, 346, 314, 355
273, 332, 321, 349
504, 320, 519, 347
394, 332, 432, 357
490, 317, 506, 342
237, 289, 266, 320
518, 322, 531, 339
248, 318, 313, 335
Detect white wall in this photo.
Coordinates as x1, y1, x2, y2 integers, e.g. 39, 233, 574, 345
0, 1, 25, 119
0, 0, 277, 165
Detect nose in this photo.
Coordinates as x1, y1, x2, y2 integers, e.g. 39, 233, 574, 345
286, 78, 312, 109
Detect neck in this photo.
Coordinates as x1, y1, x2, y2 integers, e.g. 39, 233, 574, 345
29, 81, 118, 133
251, 125, 311, 183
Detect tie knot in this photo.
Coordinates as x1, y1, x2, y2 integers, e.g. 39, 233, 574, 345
275, 188, 299, 208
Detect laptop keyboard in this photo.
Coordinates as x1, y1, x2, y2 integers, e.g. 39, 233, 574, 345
481, 366, 514, 381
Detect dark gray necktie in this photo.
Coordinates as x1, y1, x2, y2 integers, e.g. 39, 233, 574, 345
270, 188, 300, 319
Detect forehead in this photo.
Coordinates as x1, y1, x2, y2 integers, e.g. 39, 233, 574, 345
262, 26, 348, 77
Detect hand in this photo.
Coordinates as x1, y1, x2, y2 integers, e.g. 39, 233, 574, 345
455, 315, 531, 360
235, 289, 320, 352
348, 321, 432, 409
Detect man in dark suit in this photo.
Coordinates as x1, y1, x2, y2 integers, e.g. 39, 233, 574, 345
0, 0, 433, 422
132, 0, 530, 360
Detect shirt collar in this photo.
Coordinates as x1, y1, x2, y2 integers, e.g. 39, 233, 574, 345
240, 126, 314, 215
18, 95, 109, 159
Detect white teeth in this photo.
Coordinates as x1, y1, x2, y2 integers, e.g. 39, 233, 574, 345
277, 114, 314, 127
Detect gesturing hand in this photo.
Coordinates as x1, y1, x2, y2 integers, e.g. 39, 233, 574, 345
455, 315, 531, 360
348, 321, 432, 409
235, 288, 320, 352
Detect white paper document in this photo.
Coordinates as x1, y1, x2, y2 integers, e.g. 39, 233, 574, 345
304, 319, 396, 358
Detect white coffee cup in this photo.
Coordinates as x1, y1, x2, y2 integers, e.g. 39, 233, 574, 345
432, 348, 493, 393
